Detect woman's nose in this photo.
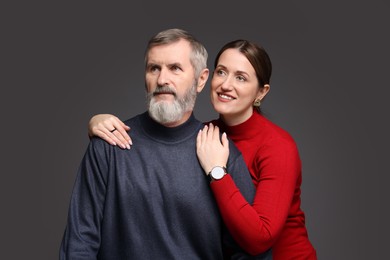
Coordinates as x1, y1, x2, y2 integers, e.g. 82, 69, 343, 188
220, 76, 233, 91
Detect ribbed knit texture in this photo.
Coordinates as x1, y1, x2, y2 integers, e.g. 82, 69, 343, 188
60, 112, 262, 259
210, 110, 317, 259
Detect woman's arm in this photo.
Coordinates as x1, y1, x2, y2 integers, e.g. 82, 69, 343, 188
88, 114, 132, 149
197, 124, 300, 255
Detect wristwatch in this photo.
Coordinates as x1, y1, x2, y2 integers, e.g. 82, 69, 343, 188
207, 166, 227, 182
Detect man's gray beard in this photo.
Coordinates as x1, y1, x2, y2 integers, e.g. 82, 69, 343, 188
147, 82, 197, 125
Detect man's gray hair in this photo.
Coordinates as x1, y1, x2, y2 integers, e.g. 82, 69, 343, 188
144, 28, 208, 78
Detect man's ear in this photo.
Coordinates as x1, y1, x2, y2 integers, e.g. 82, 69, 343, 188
256, 84, 270, 100
196, 68, 210, 93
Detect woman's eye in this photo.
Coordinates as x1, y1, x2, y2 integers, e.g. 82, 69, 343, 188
237, 75, 246, 81
216, 70, 225, 76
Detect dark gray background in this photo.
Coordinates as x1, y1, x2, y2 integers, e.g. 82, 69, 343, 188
2, 1, 389, 259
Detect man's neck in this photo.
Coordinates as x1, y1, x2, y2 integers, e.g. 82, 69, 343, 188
161, 111, 193, 128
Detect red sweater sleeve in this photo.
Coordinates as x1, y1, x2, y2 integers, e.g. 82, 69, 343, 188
210, 136, 301, 255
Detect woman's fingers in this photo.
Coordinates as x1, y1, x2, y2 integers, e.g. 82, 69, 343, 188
89, 114, 132, 149
221, 132, 229, 149
195, 123, 229, 172
103, 120, 131, 149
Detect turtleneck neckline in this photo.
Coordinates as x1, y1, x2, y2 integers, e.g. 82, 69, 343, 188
217, 111, 264, 142
140, 112, 201, 143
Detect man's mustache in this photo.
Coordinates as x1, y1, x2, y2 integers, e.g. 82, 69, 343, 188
153, 85, 177, 96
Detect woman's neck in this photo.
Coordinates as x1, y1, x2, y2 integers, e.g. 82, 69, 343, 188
220, 109, 254, 126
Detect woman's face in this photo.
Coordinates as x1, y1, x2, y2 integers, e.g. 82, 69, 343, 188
210, 48, 261, 125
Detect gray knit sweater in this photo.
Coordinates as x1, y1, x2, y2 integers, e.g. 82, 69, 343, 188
60, 112, 257, 259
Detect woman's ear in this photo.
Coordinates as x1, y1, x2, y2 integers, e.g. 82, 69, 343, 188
256, 84, 270, 100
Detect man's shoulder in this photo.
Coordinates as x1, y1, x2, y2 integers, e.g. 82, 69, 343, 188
122, 112, 145, 127
88, 136, 112, 153
88, 113, 148, 153
227, 136, 241, 158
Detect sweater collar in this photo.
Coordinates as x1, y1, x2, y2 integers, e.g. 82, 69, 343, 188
217, 110, 264, 141
140, 112, 201, 143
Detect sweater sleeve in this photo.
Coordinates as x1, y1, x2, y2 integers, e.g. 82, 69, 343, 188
210, 136, 300, 255
59, 138, 109, 260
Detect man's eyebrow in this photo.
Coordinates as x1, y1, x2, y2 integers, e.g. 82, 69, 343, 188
146, 63, 160, 69
167, 62, 182, 67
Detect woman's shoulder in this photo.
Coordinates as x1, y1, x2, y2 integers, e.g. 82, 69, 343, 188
259, 114, 297, 148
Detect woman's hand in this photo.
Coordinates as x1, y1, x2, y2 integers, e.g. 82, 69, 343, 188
88, 114, 132, 149
196, 123, 229, 174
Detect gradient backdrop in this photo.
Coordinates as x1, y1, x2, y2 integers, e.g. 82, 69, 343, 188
2, 1, 389, 259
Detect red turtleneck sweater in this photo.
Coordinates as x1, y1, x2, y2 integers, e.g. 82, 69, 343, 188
210, 110, 316, 259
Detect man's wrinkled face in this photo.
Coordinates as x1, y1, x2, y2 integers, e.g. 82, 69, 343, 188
145, 39, 198, 126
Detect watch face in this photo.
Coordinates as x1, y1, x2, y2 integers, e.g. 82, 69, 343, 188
211, 167, 225, 180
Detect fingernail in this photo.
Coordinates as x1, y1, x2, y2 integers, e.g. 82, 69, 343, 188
129, 140, 133, 145
126, 144, 131, 150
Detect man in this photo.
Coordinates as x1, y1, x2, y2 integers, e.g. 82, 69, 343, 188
60, 29, 265, 259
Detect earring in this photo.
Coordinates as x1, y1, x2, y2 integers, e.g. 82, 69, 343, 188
253, 99, 261, 107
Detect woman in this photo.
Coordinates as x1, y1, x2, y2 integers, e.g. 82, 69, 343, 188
88, 40, 317, 259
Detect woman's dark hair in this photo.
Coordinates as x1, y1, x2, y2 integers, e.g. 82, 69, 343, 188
214, 40, 272, 88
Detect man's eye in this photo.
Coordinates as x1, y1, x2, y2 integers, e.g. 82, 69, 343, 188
147, 65, 160, 72
172, 66, 181, 71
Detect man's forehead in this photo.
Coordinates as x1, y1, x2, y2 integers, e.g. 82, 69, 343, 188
147, 40, 192, 65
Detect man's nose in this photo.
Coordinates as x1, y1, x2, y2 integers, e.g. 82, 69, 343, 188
157, 67, 169, 86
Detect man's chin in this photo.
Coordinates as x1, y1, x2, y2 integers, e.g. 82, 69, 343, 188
153, 94, 175, 103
